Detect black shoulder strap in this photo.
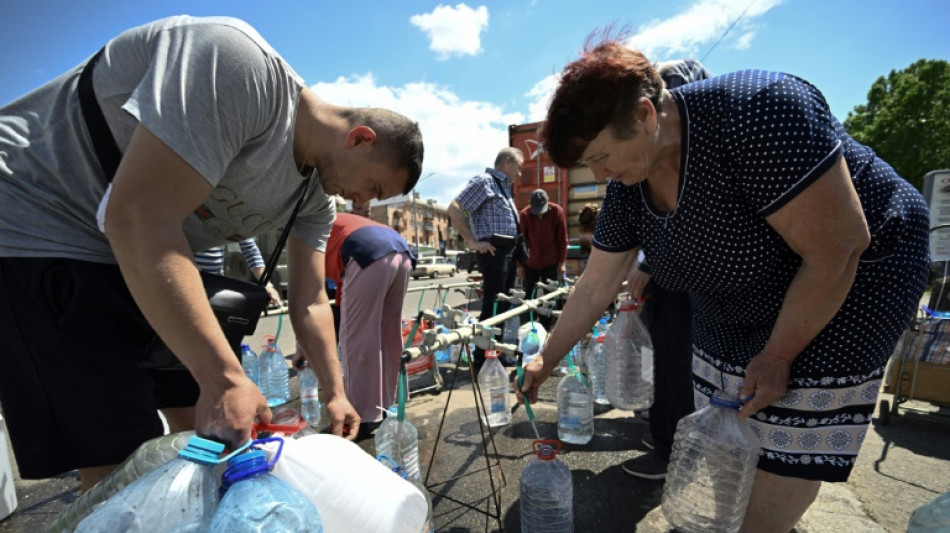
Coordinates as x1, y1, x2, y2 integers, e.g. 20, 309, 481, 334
77, 48, 121, 182
489, 173, 521, 231
77, 47, 309, 287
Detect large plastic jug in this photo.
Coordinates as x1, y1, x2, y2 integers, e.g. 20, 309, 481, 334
210, 445, 323, 532
261, 434, 428, 533
908, 491, 950, 532
49, 431, 195, 532
604, 294, 654, 411
662, 392, 760, 533
520, 439, 573, 532
75, 435, 225, 533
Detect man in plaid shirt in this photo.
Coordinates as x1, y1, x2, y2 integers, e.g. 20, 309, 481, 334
448, 147, 524, 369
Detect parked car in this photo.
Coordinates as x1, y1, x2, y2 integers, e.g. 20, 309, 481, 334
412, 256, 457, 279
456, 251, 479, 273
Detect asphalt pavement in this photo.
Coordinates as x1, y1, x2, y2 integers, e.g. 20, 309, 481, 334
2, 271, 949, 532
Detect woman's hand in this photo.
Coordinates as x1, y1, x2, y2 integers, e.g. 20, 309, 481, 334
737, 352, 793, 420
515, 353, 556, 404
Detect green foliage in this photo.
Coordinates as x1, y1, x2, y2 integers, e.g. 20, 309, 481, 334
844, 59, 950, 191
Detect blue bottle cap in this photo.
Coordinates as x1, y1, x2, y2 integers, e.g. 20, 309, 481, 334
709, 395, 741, 410
178, 436, 227, 465
221, 449, 270, 489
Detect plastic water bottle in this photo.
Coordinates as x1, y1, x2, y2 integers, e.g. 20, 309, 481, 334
260, 343, 291, 407
662, 392, 760, 533
337, 341, 345, 378
296, 360, 322, 427
503, 315, 520, 346
374, 406, 421, 480
241, 343, 260, 387
520, 327, 541, 366
587, 335, 610, 405
49, 432, 196, 532
557, 341, 583, 376
477, 350, 512, 427
908, 491, 950, 532
557, 368, 594, 445
594, 315, 610, 337
210, 447, 323, 532
520, 440, 573, 532
435, 325, 452, 362
75, 435, 225, 533
604, 294, 654, 411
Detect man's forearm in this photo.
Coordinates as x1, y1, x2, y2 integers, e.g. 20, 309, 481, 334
290, 301, 345, 399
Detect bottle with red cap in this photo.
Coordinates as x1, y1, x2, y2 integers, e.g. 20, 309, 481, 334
520, 439, 573, 532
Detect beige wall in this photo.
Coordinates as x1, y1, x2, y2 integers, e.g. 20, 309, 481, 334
366, 199, 459, 251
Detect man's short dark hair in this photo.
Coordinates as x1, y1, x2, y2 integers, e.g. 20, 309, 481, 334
342, 108, 424, 194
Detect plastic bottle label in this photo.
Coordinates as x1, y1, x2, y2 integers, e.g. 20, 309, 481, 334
489, 387, 507, 413
300, 388, 319, 402
559, 414, 583, 431
641, 347, 654, 382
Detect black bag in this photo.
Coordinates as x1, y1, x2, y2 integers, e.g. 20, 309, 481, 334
78, 48, 310, 370
514, 233, 530, 264
488, 173, 530, 264
141, 272, 270, 369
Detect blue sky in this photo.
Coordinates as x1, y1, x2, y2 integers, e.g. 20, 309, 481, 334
2, 0, 948, 205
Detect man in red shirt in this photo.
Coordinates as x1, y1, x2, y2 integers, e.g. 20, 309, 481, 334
518, 189, 567, 329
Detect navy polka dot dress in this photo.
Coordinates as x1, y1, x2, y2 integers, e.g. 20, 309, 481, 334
593, 70, 930, 482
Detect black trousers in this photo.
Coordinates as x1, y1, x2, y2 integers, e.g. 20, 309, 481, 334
474, 245, 516, 362
523, 264, 558, 330
640, 280, 695, 461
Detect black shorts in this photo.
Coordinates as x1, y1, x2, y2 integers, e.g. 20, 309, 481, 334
0, 257, 200, 479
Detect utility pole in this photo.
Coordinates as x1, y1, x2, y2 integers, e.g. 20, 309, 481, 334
412, 191, 420, 250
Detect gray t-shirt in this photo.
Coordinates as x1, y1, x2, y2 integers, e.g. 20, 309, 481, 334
0, 15, 335, 263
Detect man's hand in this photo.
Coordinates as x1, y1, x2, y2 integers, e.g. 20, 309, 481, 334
194, 370, 272, 450
471, 241, 495, 255
325, 395, 361, 440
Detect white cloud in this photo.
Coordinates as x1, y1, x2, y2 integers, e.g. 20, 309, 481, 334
525, 73, 558, 122
310, 73, 524, 205
410, 4, 490, 60
520, 0, 781, 126
626, 0, 782, 60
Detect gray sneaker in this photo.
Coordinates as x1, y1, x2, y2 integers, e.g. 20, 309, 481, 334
621, 451, 668, 480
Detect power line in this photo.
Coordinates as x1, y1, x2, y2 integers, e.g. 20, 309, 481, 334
700, 0, 757, 63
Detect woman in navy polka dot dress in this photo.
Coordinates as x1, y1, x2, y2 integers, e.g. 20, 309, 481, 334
517, 39, 930, 531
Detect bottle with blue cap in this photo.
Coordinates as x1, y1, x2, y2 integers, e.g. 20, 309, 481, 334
75, 435, 226, 532
210, 440, 323, 532
241, 343, 260, 387
662, 391, 761, 533
260, 336, 291, 407
374, 370, 419, 480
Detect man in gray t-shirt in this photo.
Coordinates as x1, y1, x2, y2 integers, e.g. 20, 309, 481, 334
0, 15, 423, 489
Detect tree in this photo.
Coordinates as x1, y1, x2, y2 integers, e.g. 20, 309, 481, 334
844, 59, 950, 191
